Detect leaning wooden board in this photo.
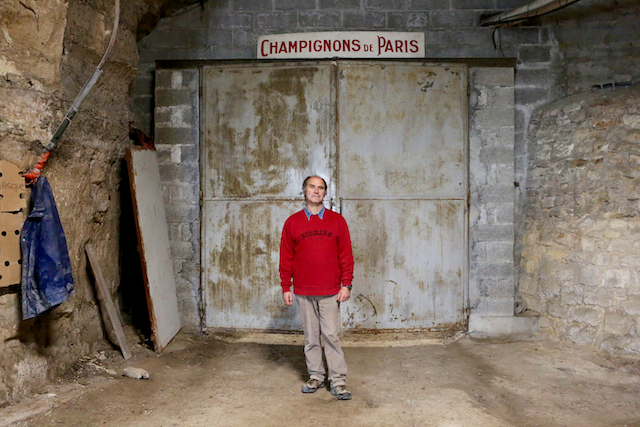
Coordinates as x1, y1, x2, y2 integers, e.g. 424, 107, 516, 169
125, 147, 181, 352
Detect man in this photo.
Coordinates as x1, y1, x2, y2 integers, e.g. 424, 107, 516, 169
279, 175, 354, 400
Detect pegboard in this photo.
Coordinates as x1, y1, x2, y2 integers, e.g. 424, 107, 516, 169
0, 160, 27, 288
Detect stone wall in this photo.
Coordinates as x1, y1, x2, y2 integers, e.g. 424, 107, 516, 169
0, 0, 150, 405
521, 86, 640, 353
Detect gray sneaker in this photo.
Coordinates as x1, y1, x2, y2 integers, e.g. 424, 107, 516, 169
330, 384, 352, 400
301, 378, 323, 393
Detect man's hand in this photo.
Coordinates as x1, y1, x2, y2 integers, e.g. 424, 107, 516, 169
337, 286, 350, 303
283, 291, 293, 306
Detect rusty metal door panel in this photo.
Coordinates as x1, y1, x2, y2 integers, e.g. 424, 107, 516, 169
202, 64, 335, 200
203, 200, 303, 330
337, 62, 467, 199
341, 199, 465, 330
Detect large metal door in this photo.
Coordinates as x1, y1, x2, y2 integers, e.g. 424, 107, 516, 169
202, 61, 467, 331
337, 62, 467, 330
202, 63, 335, 329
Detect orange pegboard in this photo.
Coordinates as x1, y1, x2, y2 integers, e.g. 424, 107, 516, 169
0, 160, 26, 287
0, 211, 24, 287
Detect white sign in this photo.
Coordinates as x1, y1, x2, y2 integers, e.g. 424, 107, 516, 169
257, 31, 425, 59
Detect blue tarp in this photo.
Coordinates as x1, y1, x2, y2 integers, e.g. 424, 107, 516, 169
20, 176, 75, 319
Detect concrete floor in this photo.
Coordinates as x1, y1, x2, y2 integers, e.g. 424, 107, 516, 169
2, 331, 640, 427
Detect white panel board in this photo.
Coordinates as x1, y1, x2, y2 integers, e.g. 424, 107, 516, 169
127, 147, 181, 351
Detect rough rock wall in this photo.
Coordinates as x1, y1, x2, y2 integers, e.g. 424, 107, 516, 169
521, 86, 640, 353
0, 0, 145, 405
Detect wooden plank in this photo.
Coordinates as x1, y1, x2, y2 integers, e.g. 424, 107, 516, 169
86, 243, 132, 360
125, 147, 181, 352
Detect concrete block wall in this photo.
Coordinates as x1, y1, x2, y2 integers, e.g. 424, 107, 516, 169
132, 0, 571, 332
154, 69, 201, 331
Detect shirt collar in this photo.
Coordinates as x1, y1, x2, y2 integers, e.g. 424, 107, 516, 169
304, 205, 325, 221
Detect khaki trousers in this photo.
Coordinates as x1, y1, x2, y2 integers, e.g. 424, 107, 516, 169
297, 294, 348, 387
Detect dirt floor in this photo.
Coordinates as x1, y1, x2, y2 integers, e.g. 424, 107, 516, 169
2, 331, 640, 427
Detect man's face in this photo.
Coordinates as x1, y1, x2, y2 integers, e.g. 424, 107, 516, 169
304, 177, 326, 204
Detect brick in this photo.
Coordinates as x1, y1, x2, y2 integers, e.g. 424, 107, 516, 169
343, 11, 386, 28
299, 11, 343, 28
275, 0, 315, 10
319, 0, 360, 9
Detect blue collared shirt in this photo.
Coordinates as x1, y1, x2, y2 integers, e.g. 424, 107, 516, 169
304, 205, 325, 221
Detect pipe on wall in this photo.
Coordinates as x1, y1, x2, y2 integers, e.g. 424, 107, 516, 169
480, 0, 581, 26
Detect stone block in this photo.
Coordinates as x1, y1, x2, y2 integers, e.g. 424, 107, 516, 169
478, 186, 515, 204
547, 301, 568, 318
165, 204, 199, 223
170, 241, 195, 259
233, 30, 256, 47
476, 262, 514, 280
343, 11, 386, 28
603, 312, 634, 335
159, 163, 199, 184
499, 27, 541, 45
299, 11, 343, 28
577, 265, 604, 286
493, 203, 515, 224
604, 268, 633, 288
565, 322, 598, 344
170, 184, 199, 205
474, 107, 515, 128
621, 296, 640, 316
569, 305, 603, 327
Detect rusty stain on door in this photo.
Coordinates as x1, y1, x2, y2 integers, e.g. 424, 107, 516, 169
202, 61, 468, 332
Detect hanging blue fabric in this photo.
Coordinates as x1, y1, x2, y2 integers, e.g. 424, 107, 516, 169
20, 176, 75, 319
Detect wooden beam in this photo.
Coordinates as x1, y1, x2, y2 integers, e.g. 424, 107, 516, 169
86, 243, 132, 360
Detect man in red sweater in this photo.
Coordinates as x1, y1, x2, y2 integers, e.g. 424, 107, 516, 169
280, 176, 354, 400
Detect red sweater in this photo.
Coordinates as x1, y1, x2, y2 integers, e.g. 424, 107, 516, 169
279, 208, 354, 296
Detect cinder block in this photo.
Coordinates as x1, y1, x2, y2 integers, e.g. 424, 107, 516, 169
319, 0, 360, 9
365, 0, 405, 10
388, 12, 430, 28
155, 70, 172, 89
155, 127, 196, 145
471, 224, 514, 242
276, 0, 315, 10
514, 87, 550, 106
255, 12, 298, 29
343, 11, 386, 28
431, 10, 476, 28
408, 0, 449, 9
209, 13, 253, 29
207, 29, 233, 46
232, 0, 272, 12
480, 146, 515, 165
451, 0, 493, 10
471, 67, 514, 87
155, 89, 194, 107
518, 45, 551, 63
473, 297, 515, 316
468, 314, 539, 337
299, 11, 343, 28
